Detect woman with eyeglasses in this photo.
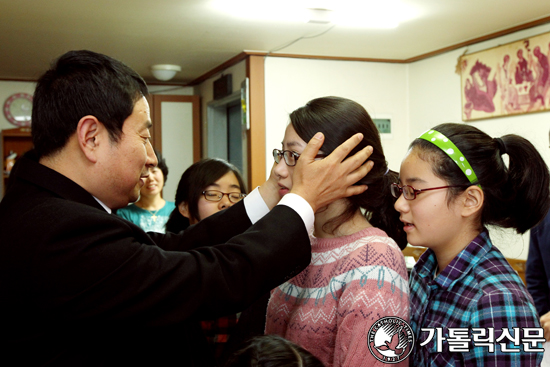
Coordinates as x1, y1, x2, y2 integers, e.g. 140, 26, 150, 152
394, 123, 548, 366
165, 158, 247, 366
165, 158, 246, 232
264, 96, 410, 367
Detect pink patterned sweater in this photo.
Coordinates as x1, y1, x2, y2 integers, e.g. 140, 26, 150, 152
264, 227, 410, 367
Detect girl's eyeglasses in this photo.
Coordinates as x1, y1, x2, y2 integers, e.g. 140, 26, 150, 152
390, 183, 470, 201
202, 190, 246, 203
272, 149, 326, 167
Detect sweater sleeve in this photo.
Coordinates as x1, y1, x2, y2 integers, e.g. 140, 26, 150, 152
333, 250, 410, 367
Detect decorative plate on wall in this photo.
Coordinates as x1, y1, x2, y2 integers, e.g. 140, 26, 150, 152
3, 93, 33, 127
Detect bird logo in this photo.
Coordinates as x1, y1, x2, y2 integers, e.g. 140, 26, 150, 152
367, 317, 414, 363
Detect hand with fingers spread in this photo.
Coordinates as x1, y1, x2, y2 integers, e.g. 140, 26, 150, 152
290, 132, 373, 213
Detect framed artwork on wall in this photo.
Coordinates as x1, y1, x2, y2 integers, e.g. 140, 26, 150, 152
460, 31, 550, 121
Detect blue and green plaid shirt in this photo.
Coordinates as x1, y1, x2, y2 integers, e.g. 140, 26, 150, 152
409, 230, 544, 366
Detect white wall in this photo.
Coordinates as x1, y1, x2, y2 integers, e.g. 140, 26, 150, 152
409, 23, 550, 260
264, 57, 410, 179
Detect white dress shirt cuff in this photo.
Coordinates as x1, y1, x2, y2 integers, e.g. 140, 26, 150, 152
243, 187, 269, 224
243, 188, 314, 233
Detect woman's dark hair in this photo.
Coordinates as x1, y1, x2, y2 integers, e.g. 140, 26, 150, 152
154, 149, 169, 183
225, 335, 324, 367
165, 158, 246, 233
290, 96, 407, 249
32, 50, 148, 158
410, 123, 550, 234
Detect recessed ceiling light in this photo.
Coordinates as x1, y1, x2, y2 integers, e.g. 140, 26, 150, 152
211, 0, 420, 28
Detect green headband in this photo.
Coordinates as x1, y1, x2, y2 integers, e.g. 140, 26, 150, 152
419, 129, 480, 187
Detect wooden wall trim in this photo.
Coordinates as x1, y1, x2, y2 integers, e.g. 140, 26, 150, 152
186, 17, 550, 86
247, 55, 266, 191
404, 15, 550, 63
188, 52, 250, 86
246, 51, 407, 64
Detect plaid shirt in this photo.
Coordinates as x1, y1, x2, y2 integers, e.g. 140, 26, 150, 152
409, 230, 543, 366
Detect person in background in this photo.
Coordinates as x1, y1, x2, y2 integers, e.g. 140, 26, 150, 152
0, 50, 375, 366
396, 123, 548, 366
526, 128, 550, 367
527, 209, 550, 367
116, 149, 175, 233
265, 96, 409, 367
165, 158, 248, 364
165, 158, 246, 233
225, 335, 325, 367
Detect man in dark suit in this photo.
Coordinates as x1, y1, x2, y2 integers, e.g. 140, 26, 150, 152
0, 50, 372, 366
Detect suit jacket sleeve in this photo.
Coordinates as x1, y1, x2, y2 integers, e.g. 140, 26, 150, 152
147, 199, 253, 252
6, 196, 310, 329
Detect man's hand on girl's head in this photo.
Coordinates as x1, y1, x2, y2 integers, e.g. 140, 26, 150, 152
290, 132, 374, 213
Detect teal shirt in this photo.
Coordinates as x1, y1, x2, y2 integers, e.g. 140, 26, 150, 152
116, 201, 176, 234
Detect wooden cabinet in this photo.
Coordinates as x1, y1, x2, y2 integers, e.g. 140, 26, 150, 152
1, 127, 33, 198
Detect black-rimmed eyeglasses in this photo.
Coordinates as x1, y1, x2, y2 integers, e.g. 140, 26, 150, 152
390, 183, 470, 201
272, 149, 326, 167
202, 190, 246, 203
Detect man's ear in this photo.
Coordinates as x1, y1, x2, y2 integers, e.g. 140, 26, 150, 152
76, 115, 103, 163
461, 186, 484, 218
178, 202, 191, 219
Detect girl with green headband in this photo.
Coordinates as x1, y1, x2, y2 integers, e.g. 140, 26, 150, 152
392, 122, 549, 366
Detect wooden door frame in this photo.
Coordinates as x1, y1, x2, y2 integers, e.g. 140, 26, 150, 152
147, 94, 201, 162
246, 56, 266, 190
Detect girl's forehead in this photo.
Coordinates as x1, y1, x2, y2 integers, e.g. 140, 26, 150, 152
282, 125, 307, 149
400, 150, 435, 181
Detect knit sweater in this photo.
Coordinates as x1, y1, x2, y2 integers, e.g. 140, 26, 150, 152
265, 227, 410, 367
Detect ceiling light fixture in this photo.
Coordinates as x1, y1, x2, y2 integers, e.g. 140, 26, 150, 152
211, 0, 419, 28
306, 8, 333, 24
151, 64, 181, 81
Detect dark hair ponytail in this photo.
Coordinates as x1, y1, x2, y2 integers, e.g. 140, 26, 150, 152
492, 134, 550, 232
410, 123, 550, 234
290, 96, 407, 249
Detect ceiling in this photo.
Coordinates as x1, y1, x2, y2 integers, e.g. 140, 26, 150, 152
1, 0, 550, 85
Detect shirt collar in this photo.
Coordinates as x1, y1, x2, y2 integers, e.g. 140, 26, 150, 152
93, 196, 112, 214
415, 229, 491, 289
